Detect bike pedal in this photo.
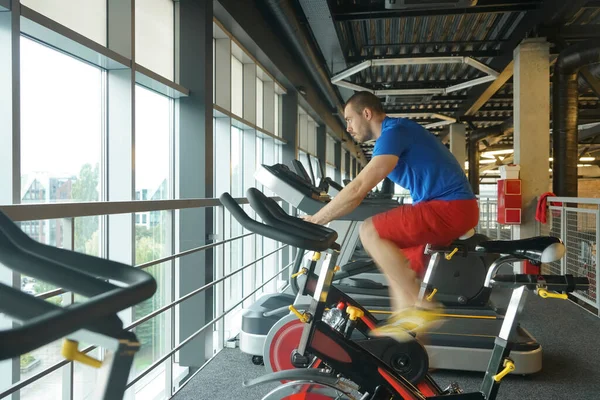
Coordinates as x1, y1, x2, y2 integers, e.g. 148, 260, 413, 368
290, 350, 312, 368
442, 382, 464, 394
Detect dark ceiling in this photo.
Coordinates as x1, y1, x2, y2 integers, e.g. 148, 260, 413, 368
275, 0, 600, 163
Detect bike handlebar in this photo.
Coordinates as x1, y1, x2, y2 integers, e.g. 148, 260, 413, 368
219, 189, 339, 252
0, 211, 156, 360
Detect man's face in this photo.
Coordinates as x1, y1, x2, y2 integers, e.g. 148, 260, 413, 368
344, 105, 372, 143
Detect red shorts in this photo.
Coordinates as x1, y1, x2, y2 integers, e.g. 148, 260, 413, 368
371, 198, 479, 277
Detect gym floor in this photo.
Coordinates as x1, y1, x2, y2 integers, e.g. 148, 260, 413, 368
173, 295, 600, 400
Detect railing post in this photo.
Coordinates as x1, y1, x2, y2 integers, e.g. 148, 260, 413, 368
561, 204, 567, 275
215, 206, 225, 351
61, 218, 75, 400
594, 205, 600, 317
166, 210, 174, 396
486, 198, 490, 237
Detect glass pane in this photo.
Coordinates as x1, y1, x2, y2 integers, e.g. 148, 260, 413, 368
231, 56, 243, 117
20, 37, 102, 204
18, 361, 64, 400
274, 93, 279, 136
225, 127, 244, 338
256, 77, 263, 128
135, 85, 171, 198
73, 347, 103, 400
133, 85, 172, 394
255, 136, 264, 295
326, 165, 336, 180
21, 0, 107, 46
135, 0, 174, 79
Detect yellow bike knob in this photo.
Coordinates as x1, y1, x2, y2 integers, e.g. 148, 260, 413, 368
537, 289, 568, 300
445, 248, 459, 260
62, 340, 102, 368
291, 268, 307, 279
289, 305, 310, 323
426, 288, 438, 302
346, 305, 364, 321
493, 359, 515, 382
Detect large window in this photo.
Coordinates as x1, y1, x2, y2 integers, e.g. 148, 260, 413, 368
18, 35, 104, 400
133, 85, 172, 393
20, 36, 103, 207
229, 126, 244, 332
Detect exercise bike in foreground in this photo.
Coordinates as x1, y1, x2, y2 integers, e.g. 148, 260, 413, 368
220, 188, 589, 400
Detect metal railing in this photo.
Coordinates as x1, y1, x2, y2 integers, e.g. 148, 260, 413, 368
0, 196, 289, 400
477, 195, 599, 316
540, 197, 599, 315
476, 196, 515, 240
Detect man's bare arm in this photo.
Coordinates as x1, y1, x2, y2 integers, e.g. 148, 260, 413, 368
306, 155, 399, 225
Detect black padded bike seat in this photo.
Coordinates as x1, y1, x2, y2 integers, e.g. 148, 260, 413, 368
476, 236, 564, 264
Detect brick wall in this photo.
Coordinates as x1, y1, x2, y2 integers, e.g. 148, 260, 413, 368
545, 179, 600, 197
578, 179, 600, 198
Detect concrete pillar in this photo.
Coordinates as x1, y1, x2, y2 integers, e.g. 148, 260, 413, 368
334, 141, 342, 184
316, 124, 326, 178
176, 0, 213, 365
513, 38, 550, 245
281, 91, 298, 166
448, 123, 466, 168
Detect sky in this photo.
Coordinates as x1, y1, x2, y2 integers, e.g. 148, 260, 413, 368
20, 37, 171, 197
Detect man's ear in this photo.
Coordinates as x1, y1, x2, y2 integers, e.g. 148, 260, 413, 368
363, 107, 372, 120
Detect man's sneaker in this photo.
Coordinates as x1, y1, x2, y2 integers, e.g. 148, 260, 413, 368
369, 307, 445, 342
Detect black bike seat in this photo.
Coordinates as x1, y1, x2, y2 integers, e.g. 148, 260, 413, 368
476, 236, 565, 264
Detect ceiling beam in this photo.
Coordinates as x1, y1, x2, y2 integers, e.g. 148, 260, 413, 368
363, 80, 474, 90
580, 66, 600, 99
541, 25, 600, 40
456, 0, 590, 117
464, 61, 514, 116
580, 123, 600, 142
346, 50, 501, 63
331, 2, 542, 21
361, 39, 510, 50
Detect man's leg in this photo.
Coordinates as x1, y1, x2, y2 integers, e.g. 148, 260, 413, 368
359, 218, 419, 312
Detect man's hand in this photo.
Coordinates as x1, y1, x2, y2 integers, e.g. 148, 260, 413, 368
301, 215, 323, 225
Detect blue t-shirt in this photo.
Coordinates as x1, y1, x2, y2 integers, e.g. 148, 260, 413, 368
372, 117, 475, 204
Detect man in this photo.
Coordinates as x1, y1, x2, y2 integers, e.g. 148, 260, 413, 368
303, 91, 479, 335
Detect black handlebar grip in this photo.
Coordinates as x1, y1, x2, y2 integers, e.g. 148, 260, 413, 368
219, 192, 337, 251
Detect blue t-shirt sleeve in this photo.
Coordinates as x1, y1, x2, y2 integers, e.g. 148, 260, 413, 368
372, 126, 410, 158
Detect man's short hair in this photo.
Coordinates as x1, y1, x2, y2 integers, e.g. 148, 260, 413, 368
344, 91, 384, 115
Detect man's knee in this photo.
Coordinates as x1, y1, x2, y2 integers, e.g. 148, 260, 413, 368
359, 218, 379, 245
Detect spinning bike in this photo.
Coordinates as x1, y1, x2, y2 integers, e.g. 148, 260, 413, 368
221, 188, 588, 399
0, 210, 157, 400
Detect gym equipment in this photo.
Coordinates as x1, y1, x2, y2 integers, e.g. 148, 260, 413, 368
0, 210, 157, 400
257, 162, 501, 309
239, 163, 519, 372
234, 183, 541, 374
220, 188, 588, 400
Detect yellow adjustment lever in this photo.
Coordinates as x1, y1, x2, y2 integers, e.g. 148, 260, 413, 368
493, 359, 515, 382
312, 252, 321, 261
537, 289, 568, 300
289, 305, 310, 323
291, 268, 307, 279
426, 288, 438, 302
62, 339, 102, 368
334, 266, 341, 273
346, 305, 364, 321
445, 248, 459, 260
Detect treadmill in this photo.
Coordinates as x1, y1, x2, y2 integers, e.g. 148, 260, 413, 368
247, 162, 541, 374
